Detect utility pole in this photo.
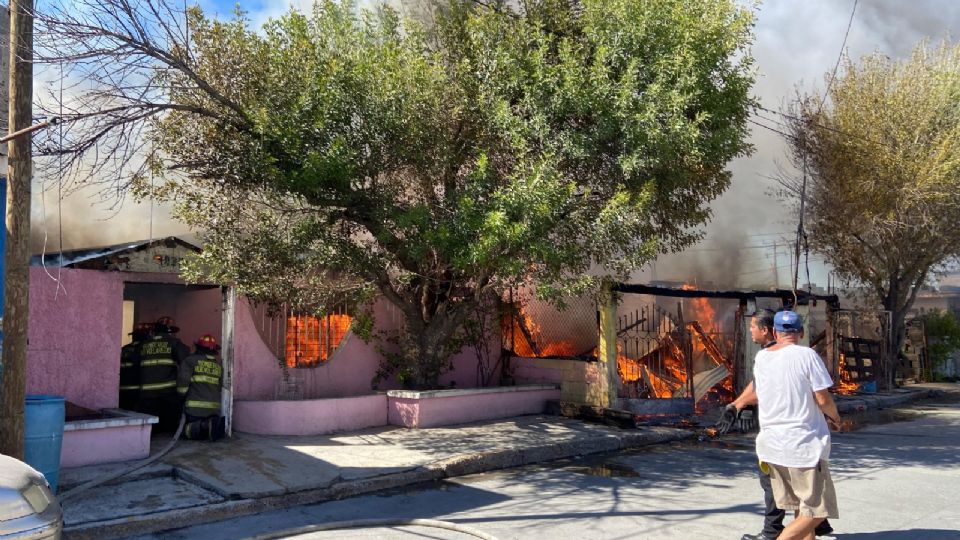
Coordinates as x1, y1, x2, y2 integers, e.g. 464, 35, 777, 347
771, 241, 779, 289
0, 0, 34, 458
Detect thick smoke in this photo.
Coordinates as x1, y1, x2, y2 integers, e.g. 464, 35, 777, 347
638, 0, 960, 288
32, 0, 960, 282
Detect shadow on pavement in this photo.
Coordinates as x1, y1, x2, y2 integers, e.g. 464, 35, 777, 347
835, 530, 960, 539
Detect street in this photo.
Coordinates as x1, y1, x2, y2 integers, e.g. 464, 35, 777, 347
132, 395, 960, 540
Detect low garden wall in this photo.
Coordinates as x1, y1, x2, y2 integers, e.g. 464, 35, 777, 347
386, 384, 560, 428
62, 409, 157, 468
233, 394, 388, 436
232, 384, 561, 434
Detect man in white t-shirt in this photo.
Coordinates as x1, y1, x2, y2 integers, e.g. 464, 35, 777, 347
753, 310, 841, 540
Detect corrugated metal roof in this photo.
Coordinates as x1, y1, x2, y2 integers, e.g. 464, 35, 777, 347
30, 236, 200, 268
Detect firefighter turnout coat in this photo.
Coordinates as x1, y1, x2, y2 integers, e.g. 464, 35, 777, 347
119, 339, 142, 409
177, 353, 223, 418
138, 334, 189, 399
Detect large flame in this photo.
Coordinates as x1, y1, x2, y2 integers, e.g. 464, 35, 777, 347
509, 285, 736, 409
505, 306, 578, 357
285, 313, 352, 367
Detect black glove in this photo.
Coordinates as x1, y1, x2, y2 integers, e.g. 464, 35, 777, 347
715, 404, 738, 435
737, 405, 758, 432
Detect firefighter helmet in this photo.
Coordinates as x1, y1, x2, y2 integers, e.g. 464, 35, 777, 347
129, 322, 154, 337
155, 316, 180, 333
195, 334, 220, 351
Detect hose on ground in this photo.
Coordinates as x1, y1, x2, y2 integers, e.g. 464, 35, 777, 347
59, 413, 186, 502
249, 518, 499, 540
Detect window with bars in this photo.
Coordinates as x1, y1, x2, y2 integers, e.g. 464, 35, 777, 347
284, 312, 353, 368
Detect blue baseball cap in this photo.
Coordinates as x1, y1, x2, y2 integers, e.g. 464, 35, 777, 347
774, 310, 803, 332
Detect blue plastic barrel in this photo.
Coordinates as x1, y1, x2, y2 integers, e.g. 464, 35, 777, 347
24, 395, 65, 493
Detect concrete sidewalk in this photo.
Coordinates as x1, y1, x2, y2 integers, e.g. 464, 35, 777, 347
58, 385, 945, 539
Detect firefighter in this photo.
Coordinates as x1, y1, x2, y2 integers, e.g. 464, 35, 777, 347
119, 322, 153, 410
177, 334, 226, 441
137, 316, 190, 431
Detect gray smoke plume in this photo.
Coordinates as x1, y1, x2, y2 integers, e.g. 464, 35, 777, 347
32, 0, 960, 284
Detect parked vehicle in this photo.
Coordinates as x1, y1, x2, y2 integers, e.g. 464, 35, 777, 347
0, 454, 62, 539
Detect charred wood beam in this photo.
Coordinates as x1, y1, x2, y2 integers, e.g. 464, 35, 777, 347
612, 283, 840, 308
687, 321, 732, 371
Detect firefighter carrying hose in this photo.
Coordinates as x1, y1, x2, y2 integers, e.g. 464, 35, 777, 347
119, 322, 153, 410
178, 334, 227, 441
137, 316, 190, 431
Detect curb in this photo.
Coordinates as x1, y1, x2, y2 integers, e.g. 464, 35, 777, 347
64, 390, 934, 539
64, 426, 693, 540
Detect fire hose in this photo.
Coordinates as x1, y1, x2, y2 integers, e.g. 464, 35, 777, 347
58, 414, 186, 502
248, 518, 499, 540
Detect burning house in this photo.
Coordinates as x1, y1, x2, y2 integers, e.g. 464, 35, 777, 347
505, 282, 876, 418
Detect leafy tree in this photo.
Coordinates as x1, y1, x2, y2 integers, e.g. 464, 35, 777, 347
41, 0, 756, 388
918, 309, 960, 379
784, 42, 960, 388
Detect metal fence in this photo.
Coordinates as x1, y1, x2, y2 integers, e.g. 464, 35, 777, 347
502, 289, 599, 359
829, 309, 891, 390
615, 301, 694, 401
248, 302, 352, 369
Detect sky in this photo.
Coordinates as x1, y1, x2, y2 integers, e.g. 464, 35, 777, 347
30, 0, 960, 289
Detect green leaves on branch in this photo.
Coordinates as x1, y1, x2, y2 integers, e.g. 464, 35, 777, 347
153, 0, 754, 386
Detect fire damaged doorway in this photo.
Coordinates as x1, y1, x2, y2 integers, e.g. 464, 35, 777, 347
118, 282, 230, 438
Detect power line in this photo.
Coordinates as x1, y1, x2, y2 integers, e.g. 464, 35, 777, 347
794, 0, 858, 301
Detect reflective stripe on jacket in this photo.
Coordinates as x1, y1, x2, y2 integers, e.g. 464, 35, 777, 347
178, 353, 223, 417
119, 341, 142, 394
139, 334, 187, 398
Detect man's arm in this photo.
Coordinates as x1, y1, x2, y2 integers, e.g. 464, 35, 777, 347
732, 381, 758, 410
814, 388, 841, 430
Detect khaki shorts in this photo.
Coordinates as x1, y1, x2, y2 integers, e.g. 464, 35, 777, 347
768, 460, 839, 519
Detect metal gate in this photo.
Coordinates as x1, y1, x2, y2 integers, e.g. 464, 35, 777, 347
830, 309, 891, 391
615, 302, 695, 402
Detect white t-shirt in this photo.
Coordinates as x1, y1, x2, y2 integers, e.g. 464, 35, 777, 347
754, 344, 834, 468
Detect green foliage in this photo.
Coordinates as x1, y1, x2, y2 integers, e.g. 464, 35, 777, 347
787, 41, 960, 383
919, 309, 960, 374
151, 0, 755, 387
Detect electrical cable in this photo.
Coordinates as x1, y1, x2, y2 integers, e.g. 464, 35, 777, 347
793, 0, 858, 307
248, 518, 500, 540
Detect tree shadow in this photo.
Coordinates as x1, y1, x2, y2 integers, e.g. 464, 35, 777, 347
834, 530, 960, 539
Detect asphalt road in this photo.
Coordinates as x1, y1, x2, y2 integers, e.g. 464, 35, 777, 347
134, 395, 960, 540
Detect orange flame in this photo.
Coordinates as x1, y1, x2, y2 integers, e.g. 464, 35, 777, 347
285, 313, 352, 367
506, 306, 578, 357
834, 352, 860, 395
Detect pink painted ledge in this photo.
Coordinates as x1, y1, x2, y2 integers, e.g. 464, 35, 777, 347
233, 394, 388, 436
387, 384, 561, 428
62, 409, 157, 468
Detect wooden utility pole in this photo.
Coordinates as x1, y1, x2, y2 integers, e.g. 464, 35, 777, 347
0, 0, 34, 458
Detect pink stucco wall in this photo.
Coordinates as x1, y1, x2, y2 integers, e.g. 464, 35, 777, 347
233, 394, 387, 435
29, 264, 503, 412
233, 297, 502, 400
27, 268, 222, 411
387, 386, 560, 428
61, 424, 152, 468
27, 268, 124, 410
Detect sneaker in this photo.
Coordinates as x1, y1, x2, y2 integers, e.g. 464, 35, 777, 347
741, 534, 777, 540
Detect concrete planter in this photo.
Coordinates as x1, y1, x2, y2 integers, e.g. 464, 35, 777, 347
62, 409, 157, 468
233, 394, 388, 435
386, 384, 561, 428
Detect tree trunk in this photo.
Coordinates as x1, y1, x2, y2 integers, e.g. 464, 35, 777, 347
0, 0, 33, 459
